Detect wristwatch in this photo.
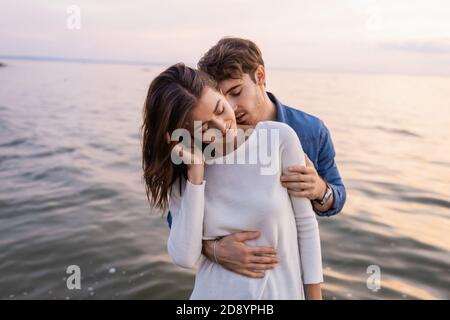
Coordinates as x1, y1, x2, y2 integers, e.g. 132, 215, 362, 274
314, 183, 332, 206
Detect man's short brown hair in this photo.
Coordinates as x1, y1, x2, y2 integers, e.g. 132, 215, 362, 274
198, 37, 264, 83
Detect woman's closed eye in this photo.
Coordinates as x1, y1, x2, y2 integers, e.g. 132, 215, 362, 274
230, 90, 241, 97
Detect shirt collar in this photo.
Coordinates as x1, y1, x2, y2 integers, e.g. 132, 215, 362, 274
267, 91, 287, 123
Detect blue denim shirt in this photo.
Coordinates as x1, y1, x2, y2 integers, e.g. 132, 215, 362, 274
268, 92, 346, 217
166, 92, 346, 227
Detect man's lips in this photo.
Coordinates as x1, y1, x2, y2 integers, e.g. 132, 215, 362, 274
235, 112, 246, 122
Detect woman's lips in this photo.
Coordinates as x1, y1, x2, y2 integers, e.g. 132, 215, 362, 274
222, 121, 232, 136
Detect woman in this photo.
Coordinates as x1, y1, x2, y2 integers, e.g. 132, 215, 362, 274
142, 63, 323, 300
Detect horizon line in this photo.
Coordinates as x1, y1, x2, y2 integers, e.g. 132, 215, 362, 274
0, 54, 168, 67
1, 54, 449, 79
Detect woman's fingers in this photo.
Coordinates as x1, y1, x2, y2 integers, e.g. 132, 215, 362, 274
170, 138, 204, 165
171, 143, 184, 159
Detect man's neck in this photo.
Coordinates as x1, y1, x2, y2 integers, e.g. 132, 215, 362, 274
259, 91, 277, 122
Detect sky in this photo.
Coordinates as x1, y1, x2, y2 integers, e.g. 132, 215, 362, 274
1, 0, 450, 76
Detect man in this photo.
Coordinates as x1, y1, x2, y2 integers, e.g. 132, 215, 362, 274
167, 37, 346, 279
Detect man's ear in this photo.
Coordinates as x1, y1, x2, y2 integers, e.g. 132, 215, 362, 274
254, 65, 266, 87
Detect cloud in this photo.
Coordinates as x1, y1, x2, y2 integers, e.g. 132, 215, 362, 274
1, 0, 450, 76
380, 39, 450, 54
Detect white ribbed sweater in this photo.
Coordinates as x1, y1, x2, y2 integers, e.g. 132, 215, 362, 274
167, 121, 323, 299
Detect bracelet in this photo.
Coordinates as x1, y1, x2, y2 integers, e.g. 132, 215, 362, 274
213, 239, 219, 264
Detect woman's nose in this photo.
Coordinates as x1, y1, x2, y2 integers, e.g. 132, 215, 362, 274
211, 119, 227, 135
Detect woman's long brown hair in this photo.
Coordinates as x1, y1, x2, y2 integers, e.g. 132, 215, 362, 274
142, 63, 215, 211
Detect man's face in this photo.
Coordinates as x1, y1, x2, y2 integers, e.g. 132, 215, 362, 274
217, 73, 265, 126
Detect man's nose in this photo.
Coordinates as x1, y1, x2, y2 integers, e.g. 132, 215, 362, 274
225, 96, 238, 111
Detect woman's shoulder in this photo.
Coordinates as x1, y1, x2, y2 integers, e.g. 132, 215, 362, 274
257, 121, 299, 141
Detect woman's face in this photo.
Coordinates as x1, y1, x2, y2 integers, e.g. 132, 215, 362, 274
188, 87, 237, 143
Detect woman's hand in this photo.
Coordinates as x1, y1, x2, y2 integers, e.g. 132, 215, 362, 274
167, 133, 204, 185
305, 283, 322, 300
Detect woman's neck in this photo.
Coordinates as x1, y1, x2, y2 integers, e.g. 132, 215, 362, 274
211, 124, 256, 158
